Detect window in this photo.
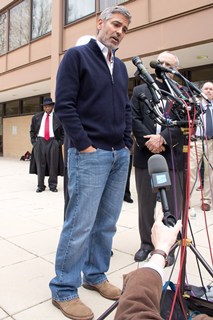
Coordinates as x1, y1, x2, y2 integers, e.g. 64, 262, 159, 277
2, 95, 50, 117
5, 101, 20, 116
99, 0, 128, 11
9, 0, 30, 51
0, 12, 7, 55
65, 0, 95, 24
0, 104, 3, 116
22, 96, 41, 114
191, 66, 213, 84
32, 0, 52, 39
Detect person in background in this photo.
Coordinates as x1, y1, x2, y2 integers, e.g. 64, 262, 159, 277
29, 98, 64, 192
124, 134, 134, 203
196, 160, 204, 191
49, 6, 132, 320
131, 51, 184, 265
190, 82, 213, 212
115, 213, 212, 320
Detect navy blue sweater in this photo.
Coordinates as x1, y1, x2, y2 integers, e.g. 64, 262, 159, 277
55, 39, 132, 151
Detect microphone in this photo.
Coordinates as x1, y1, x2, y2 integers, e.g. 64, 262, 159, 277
150, 61, 211, 103
185, 81, 211, 104
132, 56, 160, 92
148, 154, 177, 227
150, 60, 179, 76
132, 56, 162, 104
149, 61, 186, 100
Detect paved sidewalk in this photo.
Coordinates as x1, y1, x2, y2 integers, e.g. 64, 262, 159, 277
0, 157, 212, 320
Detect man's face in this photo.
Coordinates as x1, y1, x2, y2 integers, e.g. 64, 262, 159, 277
96, 13, 129, 50
44, 105, 54, 114
157, 52, 178, 79
202, 82, 213, 101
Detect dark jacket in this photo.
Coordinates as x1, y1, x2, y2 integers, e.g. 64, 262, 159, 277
131, 82, 184, 170
54, 39, 132, 151
29, 111, 64, 175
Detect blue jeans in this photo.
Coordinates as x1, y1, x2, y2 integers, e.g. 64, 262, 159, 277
49, 147, 129, 301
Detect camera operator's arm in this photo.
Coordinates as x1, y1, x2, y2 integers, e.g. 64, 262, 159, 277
114, 213, 182, 320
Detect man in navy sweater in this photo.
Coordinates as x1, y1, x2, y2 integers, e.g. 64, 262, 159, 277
49, 6, 132, 320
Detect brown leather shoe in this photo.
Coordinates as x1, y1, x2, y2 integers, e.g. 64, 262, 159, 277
201, 203, 211, 211
52, 298, 94, 320
83, 280, 121, 300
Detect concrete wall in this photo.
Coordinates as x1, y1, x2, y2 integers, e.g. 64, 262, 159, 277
0, 36, 51, 91
3, 115, 32, 158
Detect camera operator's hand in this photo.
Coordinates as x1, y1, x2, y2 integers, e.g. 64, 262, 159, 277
151, 211, 182, 256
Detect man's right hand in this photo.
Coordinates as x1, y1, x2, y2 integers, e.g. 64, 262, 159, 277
80, 146, 96, 153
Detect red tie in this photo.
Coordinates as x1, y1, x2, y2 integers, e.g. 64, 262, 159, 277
44, 114, 50, 140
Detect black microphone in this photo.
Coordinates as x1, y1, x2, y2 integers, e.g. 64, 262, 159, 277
148, 154, 177, 227
149, 61, 185, 100
132, 56, 160, 92
158, 73, 186, 101
150, 60, 179, 76
186, 81, 211, 104
150, 61, 211, 103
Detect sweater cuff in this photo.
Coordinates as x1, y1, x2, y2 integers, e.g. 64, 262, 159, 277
141, 262, 164, 282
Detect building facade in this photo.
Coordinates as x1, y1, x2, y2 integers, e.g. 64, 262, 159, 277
0, 0, 213, 157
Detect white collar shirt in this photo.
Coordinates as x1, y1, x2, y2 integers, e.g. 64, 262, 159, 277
96, 40, 114, 75
38, 112, 54, 138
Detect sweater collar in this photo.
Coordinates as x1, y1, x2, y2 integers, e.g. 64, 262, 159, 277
88, 38, 118, 58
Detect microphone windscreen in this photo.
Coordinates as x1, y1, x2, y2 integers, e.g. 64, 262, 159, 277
150, 60, 158, 69
149, 61, 163, 79
148, 154, 169, 175
132, 56, 140, 66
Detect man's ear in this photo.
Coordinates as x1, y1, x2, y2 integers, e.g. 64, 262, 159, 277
97, 18, 103, 32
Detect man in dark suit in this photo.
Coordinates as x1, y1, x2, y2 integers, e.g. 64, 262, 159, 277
131, 51, 185, 265
30, 97, 64, 192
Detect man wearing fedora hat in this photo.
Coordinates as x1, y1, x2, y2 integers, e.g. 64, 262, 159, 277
30, 97, 64, 192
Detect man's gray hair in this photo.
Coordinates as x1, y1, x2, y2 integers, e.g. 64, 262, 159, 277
100, 5, 131, 24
